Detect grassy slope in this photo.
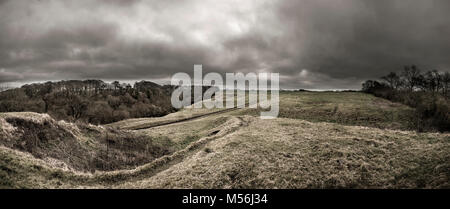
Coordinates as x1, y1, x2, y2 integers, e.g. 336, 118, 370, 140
119, 116, 449, 188
0, 115, 244, 188
236, 91, 417, 130
0, 92, 449, 188
0, 112, 174, 173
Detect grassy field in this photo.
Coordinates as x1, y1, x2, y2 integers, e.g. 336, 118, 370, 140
0, 91, 448, 188
236, 91, 417, 130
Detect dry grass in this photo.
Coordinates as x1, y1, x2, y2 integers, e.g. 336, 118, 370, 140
0, 92, 448, 188
107, 92, 246, 130
115, 116, 449, 189
107, 107, 220, 130
0, 112, 173, 173
237, 91, 417, 130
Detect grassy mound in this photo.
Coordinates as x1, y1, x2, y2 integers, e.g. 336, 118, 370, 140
0, 112, 172, 173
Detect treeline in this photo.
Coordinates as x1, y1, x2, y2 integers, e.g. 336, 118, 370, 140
0, 80, 178, 124
362, 65, 450, 132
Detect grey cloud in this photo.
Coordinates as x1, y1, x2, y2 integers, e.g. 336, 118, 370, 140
0, 68, 24, 83
273, 0, 450, 82
0, 0, 449, 89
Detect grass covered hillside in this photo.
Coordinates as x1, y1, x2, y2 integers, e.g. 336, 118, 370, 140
0, 91, 449, 188
238, 91, 417, 130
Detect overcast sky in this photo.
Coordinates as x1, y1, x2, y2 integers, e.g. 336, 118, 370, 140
1, 0, 449, 89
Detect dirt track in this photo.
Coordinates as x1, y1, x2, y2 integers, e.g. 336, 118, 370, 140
126, 101, 253, 130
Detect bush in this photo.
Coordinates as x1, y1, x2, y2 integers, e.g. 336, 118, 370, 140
415, 95, 450, 132
362, 76, 450, 132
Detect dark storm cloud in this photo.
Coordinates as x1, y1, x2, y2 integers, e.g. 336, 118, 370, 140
272, 0, 450, 89
0, 0, 449, 89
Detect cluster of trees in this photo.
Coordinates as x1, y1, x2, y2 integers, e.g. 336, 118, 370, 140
0, 80, 178, 124
363, 65, 450, 95
362, 65, 450, 132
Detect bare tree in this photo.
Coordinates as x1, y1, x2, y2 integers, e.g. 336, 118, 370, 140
68, 95, 88, 120
402, 65, 422, 91
442, 72, 450, 96
432, 70, 442, 92
381, 72, 402, 89
112, 81, 120, 91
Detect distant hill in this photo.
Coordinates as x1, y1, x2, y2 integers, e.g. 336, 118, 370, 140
0, 80, 178, 124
